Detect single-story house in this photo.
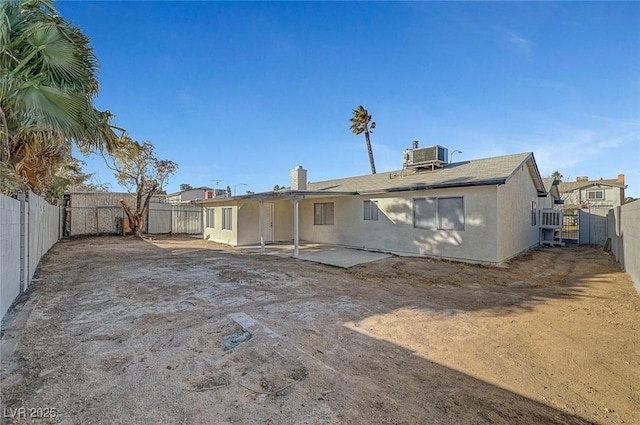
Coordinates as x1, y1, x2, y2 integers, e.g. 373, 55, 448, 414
199, 151, 552, 265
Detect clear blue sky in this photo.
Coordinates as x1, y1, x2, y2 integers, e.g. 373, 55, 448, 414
58, 1, 640, 197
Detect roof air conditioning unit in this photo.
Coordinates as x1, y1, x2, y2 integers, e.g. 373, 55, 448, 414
403, 145, 448, 169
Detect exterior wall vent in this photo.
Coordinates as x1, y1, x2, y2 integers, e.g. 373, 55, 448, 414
403, 145, 448, 170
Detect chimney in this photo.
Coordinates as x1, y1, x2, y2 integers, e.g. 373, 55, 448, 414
576, 176, 588, 182
618, 174, 625, 183
412, 140, 419, 149
290, 166, 307, 190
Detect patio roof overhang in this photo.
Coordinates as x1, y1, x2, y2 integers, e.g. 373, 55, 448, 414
364, 178, 509, 195
197, 189, 357, 258
197, 189, 357, 205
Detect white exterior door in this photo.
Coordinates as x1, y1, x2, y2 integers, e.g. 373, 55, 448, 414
263, 203, 274, 243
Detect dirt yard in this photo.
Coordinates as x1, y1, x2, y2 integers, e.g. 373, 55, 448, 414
1, 236, 639, 424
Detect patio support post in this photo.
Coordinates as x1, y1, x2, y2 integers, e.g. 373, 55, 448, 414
259, 200, 265, 251
293, 198, 300, 257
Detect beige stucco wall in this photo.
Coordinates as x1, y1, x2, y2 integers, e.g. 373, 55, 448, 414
203, 200, 295, 246
496, 165, 541, 263
272, 200, 294, 242
237, 202, 259, 245
297, 186, 500, 263
236, 200, 296, 244
203, 203, 238, 245
201, 173, 544, 265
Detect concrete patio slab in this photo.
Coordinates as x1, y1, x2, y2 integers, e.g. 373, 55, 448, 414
239, 243, 391, 268
298, 246, 391, 268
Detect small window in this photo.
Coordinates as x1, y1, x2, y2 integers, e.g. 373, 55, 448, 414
414, 197, 464, 230
438, 197, 464, 230
587, 190, 604, 200
531, 201, 537, 226
222, 208, 233, 230
314, 203, 334, 225
206, 208, 215, 228
363, 200, 379, 221
414, 198, 437, 230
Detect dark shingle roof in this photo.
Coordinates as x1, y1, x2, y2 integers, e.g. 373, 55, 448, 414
307, 152, 542, 193
200, 152, 546, 203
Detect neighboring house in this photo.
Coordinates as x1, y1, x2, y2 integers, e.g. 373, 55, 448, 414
558, 175, 627, 245
199, 151, 552, 265
166, 185, 225, 204
558, 175, 626, 212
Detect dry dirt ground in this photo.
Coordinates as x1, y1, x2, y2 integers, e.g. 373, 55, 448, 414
1, 236, 639, 425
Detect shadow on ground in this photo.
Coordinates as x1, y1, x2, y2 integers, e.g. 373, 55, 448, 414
2, 235, 636, 424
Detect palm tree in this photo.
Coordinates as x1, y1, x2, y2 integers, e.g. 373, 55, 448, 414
350, 105, 377, 174
0, 0, 121, 194
551, 171, 563, 182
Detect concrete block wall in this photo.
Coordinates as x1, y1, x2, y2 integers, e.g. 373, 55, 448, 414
27, 192, 60, 284
68, 192, 132, 236
1, 192, 60, 321
1, 194, 22, 320
610, 200, 640, 292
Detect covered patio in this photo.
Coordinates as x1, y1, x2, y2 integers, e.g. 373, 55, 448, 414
200, 189, 356, 257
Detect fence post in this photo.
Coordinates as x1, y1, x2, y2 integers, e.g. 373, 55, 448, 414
58, 200, 64, 240
17, 192, 28, 292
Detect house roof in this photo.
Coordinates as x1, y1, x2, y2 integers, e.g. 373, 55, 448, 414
542, 177, 561, 200
306, 152, 545, 194
558, 179, 626, 193
167, 186, 214, 196
201, 152, 546, 204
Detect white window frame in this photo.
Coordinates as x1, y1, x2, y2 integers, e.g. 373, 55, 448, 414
413, 197, 465, 231
314, 203, 334, 225
222, 207, 233, 230
363, 200, 379, 221
587, 190, 604, 200
206, 208, 215, 228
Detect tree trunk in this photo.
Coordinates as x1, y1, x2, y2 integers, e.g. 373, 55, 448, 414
365, 131, 376, 174
120, 199, 144, 237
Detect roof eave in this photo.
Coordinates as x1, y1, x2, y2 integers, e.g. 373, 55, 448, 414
506, 153, 546, 195
198, 189, 358, 203
379, 179, 508, 194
